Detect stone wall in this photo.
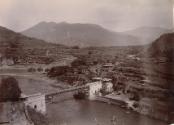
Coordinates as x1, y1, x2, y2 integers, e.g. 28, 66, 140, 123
0, 101, 33, 125
24, 93, 46, 114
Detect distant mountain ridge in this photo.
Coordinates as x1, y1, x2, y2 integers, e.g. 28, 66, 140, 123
124, 27, 172, 45
22, 22, 140, 47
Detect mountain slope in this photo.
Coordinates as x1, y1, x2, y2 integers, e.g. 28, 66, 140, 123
124, 27, 172, 45
22, 22, 139, 47
148, 33, 174, 59
0, 26, 69, 64
0, 26, 65, 49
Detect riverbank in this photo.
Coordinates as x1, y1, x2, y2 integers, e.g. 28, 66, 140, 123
94, 93, 170, 122
0, 66, 69, 95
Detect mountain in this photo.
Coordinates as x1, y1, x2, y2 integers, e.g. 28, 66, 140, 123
148, 33, 174, 59
124, 27, 172, 45
0, 26, 68, 64
22, 22, 139, 47
0, 26, 65, 49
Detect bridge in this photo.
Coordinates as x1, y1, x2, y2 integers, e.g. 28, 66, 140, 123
22, 81, 110, 114
45, 84, 90, 101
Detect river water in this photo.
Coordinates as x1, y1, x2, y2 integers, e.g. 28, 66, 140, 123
46, 94, 167, 125
0, 71, 168, 125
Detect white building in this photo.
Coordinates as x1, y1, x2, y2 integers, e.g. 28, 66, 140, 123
102, 78, 113, 92
1, 58, 14, 66
87, 78, 113, 100
87, 81, 102, 100
92, 77, 102, 82
127, 54, 140, 61
23, 93, 46, 114
102, 63, 114, 72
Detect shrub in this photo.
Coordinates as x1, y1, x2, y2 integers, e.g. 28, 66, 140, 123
47, 66, 71, 78
28, 67, 36, 72
37, 67, 43, 72
71, 58, 86, 67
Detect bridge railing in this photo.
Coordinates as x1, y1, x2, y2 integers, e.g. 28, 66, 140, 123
45, 85, 89, 98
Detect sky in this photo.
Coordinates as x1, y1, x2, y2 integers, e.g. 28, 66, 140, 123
0, 0, 173, 32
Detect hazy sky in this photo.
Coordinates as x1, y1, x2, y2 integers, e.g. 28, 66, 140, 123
0, 0, 173, 32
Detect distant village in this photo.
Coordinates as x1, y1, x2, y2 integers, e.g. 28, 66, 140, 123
0, 45, 172, 125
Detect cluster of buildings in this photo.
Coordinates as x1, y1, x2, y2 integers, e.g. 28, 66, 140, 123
87, 77, 113, 100
0, 53, 14, 66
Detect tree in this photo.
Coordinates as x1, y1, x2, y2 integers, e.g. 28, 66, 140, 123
71, 58, 86, 67
0, 77, 22, 102
47, 66, 71, 78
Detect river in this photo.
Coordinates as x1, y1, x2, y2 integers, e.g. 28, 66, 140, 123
46, 94, 167, 125
0, 69, 168, 125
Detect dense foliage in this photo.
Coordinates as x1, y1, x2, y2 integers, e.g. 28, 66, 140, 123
71, 58, 87, 67
47, 66, 72, 77
0, 77, 22, 102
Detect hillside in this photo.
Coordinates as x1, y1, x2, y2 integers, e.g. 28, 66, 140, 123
148, 33, 174, 60
124, 27, 172, 45
0, 26, 71, 64
22, 22, 139, 47
145, 33, 174, 108
0, 26, 65, 49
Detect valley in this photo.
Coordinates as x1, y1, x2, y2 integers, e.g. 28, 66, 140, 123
0, 25, 174, 124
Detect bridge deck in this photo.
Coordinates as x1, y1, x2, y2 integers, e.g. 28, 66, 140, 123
46, 85, 89, 97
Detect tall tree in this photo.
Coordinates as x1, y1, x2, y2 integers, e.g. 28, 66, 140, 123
0, 77, 22, 102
